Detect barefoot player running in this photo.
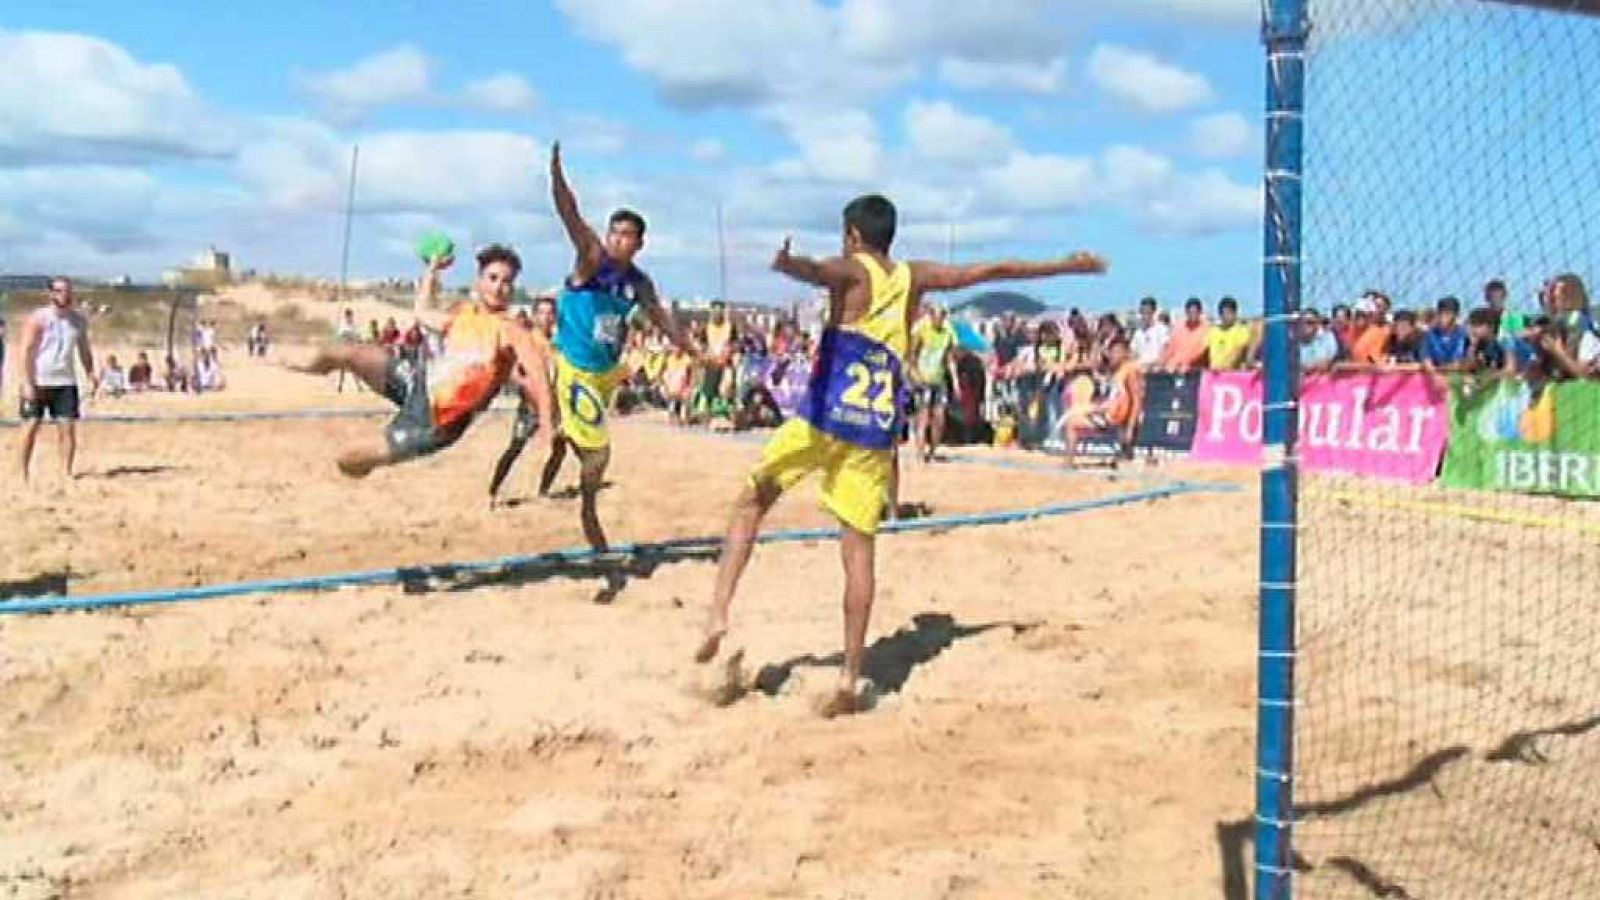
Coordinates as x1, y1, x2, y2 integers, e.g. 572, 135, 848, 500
695, 195, 1106, 717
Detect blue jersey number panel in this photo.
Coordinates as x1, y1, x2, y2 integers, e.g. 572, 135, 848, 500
798, 328, 904, 450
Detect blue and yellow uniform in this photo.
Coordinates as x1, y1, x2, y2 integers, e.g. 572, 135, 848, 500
553, 258, 648, 449
751, 254, 911, 534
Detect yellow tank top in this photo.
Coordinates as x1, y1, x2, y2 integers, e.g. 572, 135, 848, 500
846, 253, 911, 363
706, 319, 734, 357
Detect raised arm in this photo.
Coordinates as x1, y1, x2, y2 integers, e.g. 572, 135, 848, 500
412, 254, 453, 331
550, 142, 603, 284
911, 252, 1107, 293
770, 237, 857, 290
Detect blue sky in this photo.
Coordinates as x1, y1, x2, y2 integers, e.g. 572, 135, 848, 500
0, 0, 1267, 311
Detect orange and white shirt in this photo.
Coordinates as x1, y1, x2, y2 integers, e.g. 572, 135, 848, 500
426, 303, 518, 428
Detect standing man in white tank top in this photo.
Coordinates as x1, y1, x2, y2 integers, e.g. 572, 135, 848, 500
17, 277, 95, 481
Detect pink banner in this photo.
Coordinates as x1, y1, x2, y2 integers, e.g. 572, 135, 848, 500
1190, 371, 1449, 484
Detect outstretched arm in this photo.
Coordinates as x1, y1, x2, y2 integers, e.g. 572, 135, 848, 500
770, 237, 857, 291
550, 142, 603, 284
911, 252, 1107, 293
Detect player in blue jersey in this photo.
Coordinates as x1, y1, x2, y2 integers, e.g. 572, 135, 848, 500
543, 143, 703, 589
694, 195, 1107, 716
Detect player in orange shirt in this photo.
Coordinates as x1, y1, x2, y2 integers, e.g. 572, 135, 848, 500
285, 244, 554, 478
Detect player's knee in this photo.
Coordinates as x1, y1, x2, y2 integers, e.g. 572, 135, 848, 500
579, 448, 610, 486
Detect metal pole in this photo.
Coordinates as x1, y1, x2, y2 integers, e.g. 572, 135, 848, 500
338, 143, 359, 303
716, 201, 728, 303
1256, 2, 1307, 899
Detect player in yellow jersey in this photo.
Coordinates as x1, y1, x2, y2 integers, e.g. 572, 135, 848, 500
285, 245, 554, 478
694, 195, 1107, 716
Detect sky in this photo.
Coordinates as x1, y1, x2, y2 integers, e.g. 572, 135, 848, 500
0, 0, 1269, 311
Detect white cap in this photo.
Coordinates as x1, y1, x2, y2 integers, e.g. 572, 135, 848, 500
1354, 297, 1379, 315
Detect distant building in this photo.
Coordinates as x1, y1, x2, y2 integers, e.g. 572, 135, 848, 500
163, 246, 233, 289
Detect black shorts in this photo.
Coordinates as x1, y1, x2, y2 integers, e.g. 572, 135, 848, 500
512, 401, 541, 442
915, 382, 950, 410
20, 386, 80, 421
382, 356, 468, 462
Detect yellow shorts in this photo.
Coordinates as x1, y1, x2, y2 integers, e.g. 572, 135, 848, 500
556, 356, 625, 450
751, 419, 893, 535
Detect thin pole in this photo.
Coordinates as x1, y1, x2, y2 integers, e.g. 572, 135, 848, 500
338, 143, 359, 302
1255, 2, 1307, 899
716, 201, 728, 302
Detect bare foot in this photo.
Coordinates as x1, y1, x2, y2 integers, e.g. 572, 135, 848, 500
337, 457, 377, 479
817, 689, 862, 719
817, 680, 875, 719
707, 649, 748, 707
694, 624, 727, 664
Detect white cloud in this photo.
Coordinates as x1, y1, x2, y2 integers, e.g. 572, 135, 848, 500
0, 165, 163, 252
564, 114, 634, 156
1087, 44, 1214, 114
352, 131, 544, 212
295, 45, 432, 122
0, 29, 234, 166
1188, 111, 1254, 159
554, 0, 842, 108
1081, 144, 1260, 235
1141, 168, 1260, 234
982, 151, 1097, 212
690, 139, 726, 163
1112, 0, 1256, 26
903, 100, 1014, 166
1101, 144, 1175, 197
838, 0, 1064, 64
939, 56, 1068, 95
553, 0, 1064, 110
767, 108, 882, 183
462, 73, 538, 113
237, 119, 543, 215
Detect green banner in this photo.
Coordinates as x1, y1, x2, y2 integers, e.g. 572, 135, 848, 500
1441, 379, 1600, 498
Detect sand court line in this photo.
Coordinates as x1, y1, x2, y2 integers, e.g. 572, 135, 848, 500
0, 480, 1225, 615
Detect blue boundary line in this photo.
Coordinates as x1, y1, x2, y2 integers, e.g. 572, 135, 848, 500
0, 481, 1224, 616
0, 407, 523, 427
0, 408, 390, 426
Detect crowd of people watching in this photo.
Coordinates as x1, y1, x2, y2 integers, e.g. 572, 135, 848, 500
321, 272, 1600, 465
91, 318, 236, 399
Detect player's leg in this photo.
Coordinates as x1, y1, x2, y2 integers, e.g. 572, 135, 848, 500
813, 443, 891, 716
538, 434, 569, 496
56, 388, 81, 478
819, 524, 876, 718
911, 391, 929, 463
696, 476, 783, 662
489, 404, 536, 504
929, 389, 948, 461
17, 415, 43, 482
336, 437, 396, 479
696, 419, 816, 663
337, 364, 452, 479
574, 444, 612, 552
287, 344, 394, 395
489, 435, 528, 502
